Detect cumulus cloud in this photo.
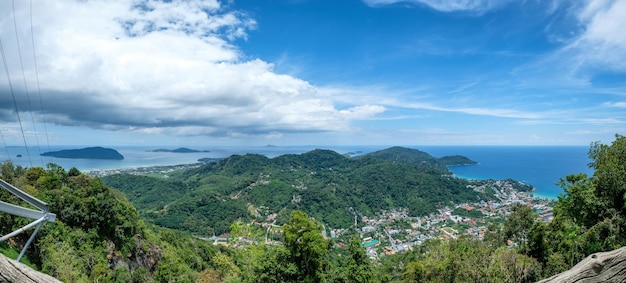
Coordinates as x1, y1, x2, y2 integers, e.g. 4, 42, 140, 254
0, 0, 383, 139
362, 0, 513, 13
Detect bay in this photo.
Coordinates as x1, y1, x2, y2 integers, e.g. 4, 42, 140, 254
1, 145, 593, 199
418, 146, 593, 199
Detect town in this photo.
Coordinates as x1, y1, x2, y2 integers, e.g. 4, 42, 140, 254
242, 179, 555, 261
340, 179, 554, 260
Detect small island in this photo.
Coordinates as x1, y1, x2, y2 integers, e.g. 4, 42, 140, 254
148, 147, 210, 153
41, 147, 124, 160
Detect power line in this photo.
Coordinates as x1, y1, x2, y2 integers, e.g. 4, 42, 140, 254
12, 0, 43, 165
0, 37, 32, 166
29, 0, 52, 164
0, 130, 12, 164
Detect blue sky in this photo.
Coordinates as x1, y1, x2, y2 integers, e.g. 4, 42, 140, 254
0, 0, 625, 147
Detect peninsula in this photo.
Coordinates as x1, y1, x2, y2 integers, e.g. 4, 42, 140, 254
41, 147, 124, 160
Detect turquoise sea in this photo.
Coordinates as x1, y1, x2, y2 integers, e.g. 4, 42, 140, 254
1, 145, 592, 199
418, 146, 593, 199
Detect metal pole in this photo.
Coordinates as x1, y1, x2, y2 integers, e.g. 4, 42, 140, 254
16, 219, 44, 262
0, 215, 46, 242
0, 179, 49, 211
0, 200, 55, 221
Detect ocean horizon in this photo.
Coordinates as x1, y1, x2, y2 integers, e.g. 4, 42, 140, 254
1, 145, 593, 199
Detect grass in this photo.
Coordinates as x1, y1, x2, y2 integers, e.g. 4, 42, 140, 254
0, 243, 38, 269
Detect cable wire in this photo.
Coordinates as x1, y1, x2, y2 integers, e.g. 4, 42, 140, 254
12, 0, 43, 165
29, 0, 52, 164
0, 130, 12, 164
0, 37, 32, 166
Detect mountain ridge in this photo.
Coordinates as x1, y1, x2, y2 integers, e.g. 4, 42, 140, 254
102, 146, 485, 234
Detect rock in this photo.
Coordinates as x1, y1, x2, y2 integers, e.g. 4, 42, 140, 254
537, 246, 626, 283
0, 253, 62, 283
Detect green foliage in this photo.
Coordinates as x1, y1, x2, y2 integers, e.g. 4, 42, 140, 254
359, 146, 474, 171
229, 221, 266, 281
452, 207, 485, 219
252, 246, 298, 283
504, 204, 537, 252
0, 162, 218, 283
544, 134, 626, 272
101, 174, 189, 212
555, 173, 598, 227
588, 134, 626, 215
504, 178, 535, 192
283, 210, 329, 283
346, 235, 373, 283
4, 135, 626, 282
402, 238, 540, 283
101, 147, 488, 235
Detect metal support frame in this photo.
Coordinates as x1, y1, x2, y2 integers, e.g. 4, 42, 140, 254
0, 178, 56, 262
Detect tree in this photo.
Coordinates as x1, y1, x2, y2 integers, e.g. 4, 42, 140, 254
504, 204, 537, 252
211, 252, 240, 280
487, 247, 540, 283
549, 134, 626, 268
555, 173, 598, 227
229, 220, 265, 281
282, 210, 329, 283
253, 246, 298, 283
527, 221, 549, 265
346, 235, 373, 283
588, 134, 626, 217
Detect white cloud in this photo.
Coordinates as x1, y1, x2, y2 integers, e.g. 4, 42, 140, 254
362, 0, 513, 13
568, 0, 626, 71
0, 0, 384, 139
603, 101, 626, 108
395, 101, 542, 119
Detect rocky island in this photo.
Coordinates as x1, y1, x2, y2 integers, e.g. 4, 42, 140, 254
41, 147, 124, 160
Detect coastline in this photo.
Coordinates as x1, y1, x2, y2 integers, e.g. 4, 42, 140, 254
450, 168, 567, 200
3, 145, 591, 200
86, 162, 205, 177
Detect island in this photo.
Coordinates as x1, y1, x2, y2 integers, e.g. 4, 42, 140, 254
41, 147, 124, 160
148, 147, 210, 153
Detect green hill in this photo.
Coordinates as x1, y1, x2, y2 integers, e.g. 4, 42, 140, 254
360, 146, 477, 168
102, 147, 487, 234
0, 162, 219, 282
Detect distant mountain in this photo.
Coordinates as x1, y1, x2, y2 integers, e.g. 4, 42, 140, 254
41, 147, 124, 160
102, 146, 487, 234
437, 155, 478, 166
149, 147, 210, 153
360, 146, 477, 169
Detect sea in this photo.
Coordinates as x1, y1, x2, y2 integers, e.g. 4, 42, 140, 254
0, 145, 593, 199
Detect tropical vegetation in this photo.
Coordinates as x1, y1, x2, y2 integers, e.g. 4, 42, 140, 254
0, 134, 624, 282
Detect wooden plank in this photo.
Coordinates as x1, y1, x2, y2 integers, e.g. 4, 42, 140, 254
538, 246, 626, 283
0, 253, 62, 283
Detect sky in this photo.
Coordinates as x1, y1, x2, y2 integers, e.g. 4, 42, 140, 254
0, 0, 625, 147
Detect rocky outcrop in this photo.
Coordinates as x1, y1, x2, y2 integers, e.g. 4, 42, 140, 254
106, 235, 163, 275
0, 253, 61, 283
538, 246, 626, 283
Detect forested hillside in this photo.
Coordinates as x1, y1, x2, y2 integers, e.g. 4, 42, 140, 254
102, 147, 490, 234
1, 135, 625, 282
0, 163, 220, 282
